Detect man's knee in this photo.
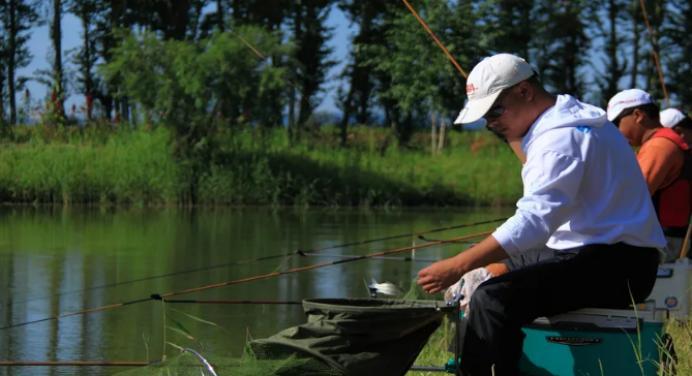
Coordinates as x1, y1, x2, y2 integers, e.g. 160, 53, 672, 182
468, 281, 508, 317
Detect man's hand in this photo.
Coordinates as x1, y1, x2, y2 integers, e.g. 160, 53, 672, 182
417, 235, 509, 294
417, 255, 466, 294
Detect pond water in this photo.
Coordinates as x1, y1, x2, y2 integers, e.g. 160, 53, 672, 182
0, 206, 510, 375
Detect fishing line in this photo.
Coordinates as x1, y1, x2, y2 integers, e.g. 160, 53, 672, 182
1, 230, 490, 330
11, 217, 505, 306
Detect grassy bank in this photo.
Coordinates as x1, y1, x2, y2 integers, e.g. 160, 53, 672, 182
0, 125, 522, 206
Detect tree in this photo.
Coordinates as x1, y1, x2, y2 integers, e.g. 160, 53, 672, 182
589, 0, 630, 106
49, 0, 66, 121
638, 0, 666, 101
627, 0, 642, 88
337, 0, 387, 145
365, 1, 474, 144
287, 0, 335, 133
130, 0, 208, 41
665, 0, 692, 108
531, 0, 590, 97
230, 0, 288, 31
67, 0, 102, 120
102, 27, 287, 201
1, 0, 39, 125
477, 0, 533, 59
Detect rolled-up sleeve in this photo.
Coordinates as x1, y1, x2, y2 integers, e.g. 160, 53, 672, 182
493, 150, 585, 256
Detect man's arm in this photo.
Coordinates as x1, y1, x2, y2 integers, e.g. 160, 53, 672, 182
417, 235, 509, 294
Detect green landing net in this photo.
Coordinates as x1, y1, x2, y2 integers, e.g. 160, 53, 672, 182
115, 298, 451, 376
114, 351, 337, 376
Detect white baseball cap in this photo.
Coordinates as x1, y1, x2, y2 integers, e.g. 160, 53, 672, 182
453, 53, 535, 125
660, 108, 686, 128
606, 89, 654, 121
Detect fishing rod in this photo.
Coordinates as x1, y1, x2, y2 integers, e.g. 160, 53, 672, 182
1, 230, 491, 330
11, 217, 505, 306
154, 230, 491, 299
0, 360, 150, 367
638, 0, 669, 105
402, 0, 467, 79
297, 251, 442, 263
155, 298, 302, 305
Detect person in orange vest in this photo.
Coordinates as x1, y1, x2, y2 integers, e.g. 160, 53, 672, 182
607, 90, 691, 261
661, 108, 692, 146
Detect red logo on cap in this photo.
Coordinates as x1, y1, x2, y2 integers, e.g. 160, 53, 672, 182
466, 84, 476, 95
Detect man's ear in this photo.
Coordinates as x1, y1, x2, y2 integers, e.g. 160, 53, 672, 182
632, 108, 646, 126
633, 109, 658, 129
517, 81, 534, 102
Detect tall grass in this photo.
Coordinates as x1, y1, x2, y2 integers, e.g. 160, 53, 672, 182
0, 126, 178, 205
199, 126, 523, 207
0, 125, 522, 206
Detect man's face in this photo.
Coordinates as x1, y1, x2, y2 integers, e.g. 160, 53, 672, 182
674, 126, 692, 146
615, 109, 646, 146
484, 82, 532, 141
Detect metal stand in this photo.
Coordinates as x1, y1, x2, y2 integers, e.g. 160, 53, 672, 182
409, 290, 464, 374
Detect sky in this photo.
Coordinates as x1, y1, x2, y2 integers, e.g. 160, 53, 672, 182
17, 5, 354, 119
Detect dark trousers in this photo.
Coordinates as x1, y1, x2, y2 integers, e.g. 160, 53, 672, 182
459, 243, 660, 376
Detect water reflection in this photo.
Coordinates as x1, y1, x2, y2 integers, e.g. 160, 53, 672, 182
0, 207, 509, 375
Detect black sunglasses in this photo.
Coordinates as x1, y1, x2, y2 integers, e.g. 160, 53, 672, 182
484, 84, 520, 121
613, 108, 635, 128
485, 105, 506, 120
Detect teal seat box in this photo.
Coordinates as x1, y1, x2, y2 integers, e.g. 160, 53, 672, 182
519, 308, 664, 376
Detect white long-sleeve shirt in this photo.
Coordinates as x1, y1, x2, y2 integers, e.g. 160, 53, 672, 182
493, 95, 666, 256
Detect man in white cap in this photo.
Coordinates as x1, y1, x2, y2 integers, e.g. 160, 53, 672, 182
607, 90, 691, 261
661, 108, 692, 146
417, 54, 664, 375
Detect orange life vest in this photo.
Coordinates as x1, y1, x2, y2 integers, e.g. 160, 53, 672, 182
651, 128, 692, 236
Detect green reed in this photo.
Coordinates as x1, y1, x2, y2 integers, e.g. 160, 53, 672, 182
0, 125, 522, 206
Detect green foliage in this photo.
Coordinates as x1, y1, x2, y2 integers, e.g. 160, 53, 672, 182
102, 26, 288, 132
0, 126, 522, 207
531, 0, 590, 98
101, 26, 289, 199
197, 127, 522, 207
363, 1, 476, 142
0, 127, 178, 205
287, 0, 335, 128
664, 0, 692, 111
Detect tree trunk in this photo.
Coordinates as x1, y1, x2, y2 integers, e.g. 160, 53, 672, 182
81, 9, 93, 121
630, 1, 640, 87
8, 0, 17, 124
339, 85, 354, 147
0, 69, 5, 126
216, 0, 225, 31
430, 113, 437, 155
605, 0, 620, 101
288, 87, 296, 141
437, 119, 446, 152
51, 0, 65, 120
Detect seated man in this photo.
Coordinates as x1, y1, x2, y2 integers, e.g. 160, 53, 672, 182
417, 54, 664, 376
661, 107, 692, 146
607, 91, 691, 261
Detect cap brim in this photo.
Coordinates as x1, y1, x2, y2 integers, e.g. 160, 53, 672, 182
453, 90, 502, 125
